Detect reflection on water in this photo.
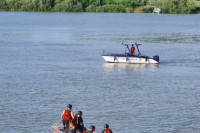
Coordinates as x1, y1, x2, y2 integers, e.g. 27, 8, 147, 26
103, 63, 158, 73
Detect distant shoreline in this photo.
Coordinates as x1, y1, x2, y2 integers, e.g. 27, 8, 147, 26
1, 11, 200, 14
0, 0, 200, 14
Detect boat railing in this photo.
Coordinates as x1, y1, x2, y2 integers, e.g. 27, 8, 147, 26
102, 50, 131, 57
102, 50, 151, 59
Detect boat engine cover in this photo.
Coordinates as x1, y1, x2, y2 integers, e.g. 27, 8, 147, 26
153, 55, 159, 62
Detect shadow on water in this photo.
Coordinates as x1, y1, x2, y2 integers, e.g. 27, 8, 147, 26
103, 63, 158, 73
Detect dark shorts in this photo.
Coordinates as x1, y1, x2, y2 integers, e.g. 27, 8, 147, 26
62, 120, 69, 129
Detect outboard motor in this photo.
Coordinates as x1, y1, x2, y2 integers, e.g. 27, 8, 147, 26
153, 55, 159, 62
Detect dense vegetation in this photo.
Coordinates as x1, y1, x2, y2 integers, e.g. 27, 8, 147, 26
0, 0, 200, 13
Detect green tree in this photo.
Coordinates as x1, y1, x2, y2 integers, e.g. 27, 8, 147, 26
138, 0, 149, 6
50, 0, 55, 7
0, 0, 8, 10
187, 0, 197, 13
119, 0, 134, 7
85, 4, 97, 11
82, 0, 89, 10
89, 0, 100, 6
96, 4, 126, 12
170, 0, 179, 13
143, 5, 155, 12
21, 0, 35, 11
161, 0, 170, 13
102, 0, 115, 5
6, 0, 16, 11
38, 1, 45, 11
53, 0, 82, 12
33, 0, 52, 11
178, 0, 187, 13
147, 0, 162, 7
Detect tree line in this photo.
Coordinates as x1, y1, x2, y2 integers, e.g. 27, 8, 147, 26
0, 0, 200, 13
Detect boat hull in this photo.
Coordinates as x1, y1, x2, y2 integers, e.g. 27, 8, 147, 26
102, 55, 158, 64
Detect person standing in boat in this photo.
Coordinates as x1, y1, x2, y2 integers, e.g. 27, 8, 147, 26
73, 111, 84, 133
101, 124, 113, 133
61, 104, 75, 131
130, 45, 135, 56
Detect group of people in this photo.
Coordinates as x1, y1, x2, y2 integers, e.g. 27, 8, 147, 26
61, 104, 113, 133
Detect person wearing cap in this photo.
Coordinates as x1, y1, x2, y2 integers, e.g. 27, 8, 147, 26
87, 125, 95, 133
73, 111, 84, 133
83, 125, 95, 133
61, 104, 74, 131
101, 124, 113, 133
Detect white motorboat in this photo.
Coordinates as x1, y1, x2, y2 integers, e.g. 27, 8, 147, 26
102, 42, 159, 64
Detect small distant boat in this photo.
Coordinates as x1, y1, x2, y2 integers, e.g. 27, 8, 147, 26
153, 8, 161, 14
102, 42, 159, 64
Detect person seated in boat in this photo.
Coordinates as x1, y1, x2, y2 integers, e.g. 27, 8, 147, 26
61, 104, 74, 131
72, 111, 84, 133
101, 124, 113, 133
130, 45, 135, 56
83, 125, 96, 133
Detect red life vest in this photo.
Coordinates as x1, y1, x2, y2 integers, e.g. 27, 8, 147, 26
62, 109, 72, 121
131, 47, 135, 52
73, 117, 78, 125
105, 129, 111, 133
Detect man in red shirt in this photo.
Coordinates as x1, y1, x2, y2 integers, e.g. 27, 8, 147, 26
130, 45, 135, 56
61, 104, 74, 131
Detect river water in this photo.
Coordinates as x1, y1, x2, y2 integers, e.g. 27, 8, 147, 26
0, 12, 200, 133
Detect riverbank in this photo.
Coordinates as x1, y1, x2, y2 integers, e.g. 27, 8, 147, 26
0, 0, 200, 14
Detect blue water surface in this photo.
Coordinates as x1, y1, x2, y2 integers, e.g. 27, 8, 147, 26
0, 12, 200, 133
